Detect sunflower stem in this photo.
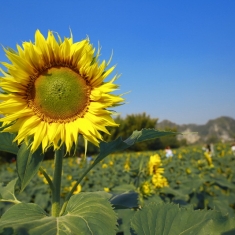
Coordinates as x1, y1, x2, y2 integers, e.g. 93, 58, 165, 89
51, 145, 64, 217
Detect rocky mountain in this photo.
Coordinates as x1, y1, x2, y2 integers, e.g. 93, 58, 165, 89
157, 116, 235, 144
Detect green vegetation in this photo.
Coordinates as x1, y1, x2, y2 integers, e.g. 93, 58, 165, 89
1, 143, 235, 234
103, 112, 183, 151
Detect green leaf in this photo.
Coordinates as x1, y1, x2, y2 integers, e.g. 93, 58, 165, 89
131, 203, 235, 235
93, 129, 177, 166
0, 192, 117, 235
0, 178, 20, 204
63, 192, 117, 234
125, 129, 178, 144
110, 191, 139, 209
0, 132, 18, 154
0, 203, 48, 235
16, 143, 44, 192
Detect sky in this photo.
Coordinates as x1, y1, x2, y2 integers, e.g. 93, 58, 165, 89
0, 1, 234, 125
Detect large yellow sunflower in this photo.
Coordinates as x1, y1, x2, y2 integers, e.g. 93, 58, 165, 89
0, 30, 124, 153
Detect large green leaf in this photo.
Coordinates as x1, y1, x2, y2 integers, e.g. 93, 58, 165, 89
131, 203, 235, 235
16, 143, 44, 192
0, 192, 117, 235
0, 132, 18, 154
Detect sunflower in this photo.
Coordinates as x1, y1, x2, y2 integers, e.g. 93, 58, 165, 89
151, 174, 169, 188
0, 30, 124, 153
148, 154, 162, 175
140, 181, 153, 197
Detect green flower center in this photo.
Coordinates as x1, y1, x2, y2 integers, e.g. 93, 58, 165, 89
28, 67, 90, 122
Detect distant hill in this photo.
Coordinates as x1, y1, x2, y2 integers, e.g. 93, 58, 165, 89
157, 116, 235, 144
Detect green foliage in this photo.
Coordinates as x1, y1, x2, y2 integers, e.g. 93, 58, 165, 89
105, 113, 158, 140
102, 113, 185, 152
96, 128, 177, 162
0, 129, 180, 234
103, 113, 162, 151
0, 132, 235, 234
16, 143, 44, 192
60, 128, 177, 212
158, 127, 183, 148
110, 191, 138, 209
0, 192, 117, 235
131, 203, 235, 235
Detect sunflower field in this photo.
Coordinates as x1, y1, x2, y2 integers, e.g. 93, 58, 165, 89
1, 139, 235, 234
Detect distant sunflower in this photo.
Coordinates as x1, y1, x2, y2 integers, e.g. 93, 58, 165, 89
0, 30, 124, 153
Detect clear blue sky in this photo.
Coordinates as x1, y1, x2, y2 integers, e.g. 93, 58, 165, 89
0, 1, 234, 125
